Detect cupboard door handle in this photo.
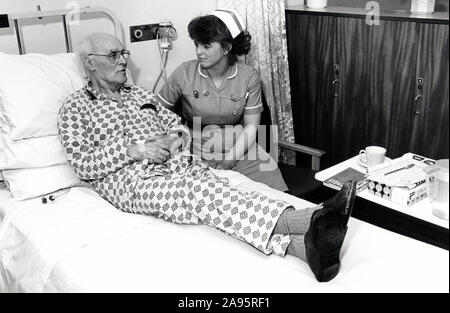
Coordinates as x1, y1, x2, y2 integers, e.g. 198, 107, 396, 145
414, 95, 422, 115
332, 79, 340, 97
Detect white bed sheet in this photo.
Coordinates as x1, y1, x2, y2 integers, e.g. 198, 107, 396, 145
0, 170, 448, 293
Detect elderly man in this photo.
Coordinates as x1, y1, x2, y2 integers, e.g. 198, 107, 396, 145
57, 33, 356, 282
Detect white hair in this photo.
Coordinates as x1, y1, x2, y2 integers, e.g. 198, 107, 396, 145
75, 33, 122, 80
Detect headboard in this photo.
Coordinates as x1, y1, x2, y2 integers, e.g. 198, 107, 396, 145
1, 6, 123, 54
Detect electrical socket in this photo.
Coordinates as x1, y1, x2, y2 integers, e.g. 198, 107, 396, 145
130, 24, 160, 42
0, 14, 9, 28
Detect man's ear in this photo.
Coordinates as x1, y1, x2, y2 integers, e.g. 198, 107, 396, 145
84, 56, 96, 71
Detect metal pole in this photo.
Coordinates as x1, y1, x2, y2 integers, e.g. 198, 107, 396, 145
62, 15, 72, 52
13, 19, 24, 54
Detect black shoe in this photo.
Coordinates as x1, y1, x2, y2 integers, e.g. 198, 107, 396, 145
305, 207, 347, 282
305, 181, 357, 282
321, 180, 357, 228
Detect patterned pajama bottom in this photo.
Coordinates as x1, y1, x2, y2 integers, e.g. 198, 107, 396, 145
129, 155, 294, 256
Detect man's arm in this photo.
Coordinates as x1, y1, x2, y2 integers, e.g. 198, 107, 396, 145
58, 97, 134, 181
156, 103, 191, 150
140, 90, 191, 151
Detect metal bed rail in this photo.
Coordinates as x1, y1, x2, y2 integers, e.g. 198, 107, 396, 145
3, 6, 123, 54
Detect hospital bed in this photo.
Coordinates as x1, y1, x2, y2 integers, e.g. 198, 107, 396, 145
0, 6, 448, 293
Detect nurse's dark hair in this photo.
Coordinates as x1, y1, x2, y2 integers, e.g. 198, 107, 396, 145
188, 15, 251, 65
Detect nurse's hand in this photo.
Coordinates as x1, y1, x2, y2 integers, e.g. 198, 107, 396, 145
202, 159, 219, 169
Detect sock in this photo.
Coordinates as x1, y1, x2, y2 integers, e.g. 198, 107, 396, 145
287, 235, 306, 261
273, 206, 321, 235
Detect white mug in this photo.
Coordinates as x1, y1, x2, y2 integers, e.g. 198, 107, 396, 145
359, 146, 386, 167
306, 0, 328, 9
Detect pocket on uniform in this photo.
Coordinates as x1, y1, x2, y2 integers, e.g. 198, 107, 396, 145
230, 93, 245, 103
229, 94, 246, 119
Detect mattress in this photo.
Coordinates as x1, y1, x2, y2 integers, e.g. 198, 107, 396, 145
0, 170, 448, 293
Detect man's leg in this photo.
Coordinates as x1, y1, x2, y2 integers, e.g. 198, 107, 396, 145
271, 205, 322, 263
273, 177, 361, 236
286, 235, 307, 261
274, 181, 358, 282
131, 156, 357, 282
132, 170, 294, 256
272, 206, 321, 235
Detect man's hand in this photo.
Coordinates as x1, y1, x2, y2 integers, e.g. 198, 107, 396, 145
153, 132, 188, 157
128, 131, 189, 163
128, 140, 170, 164
143, 140, 171, 164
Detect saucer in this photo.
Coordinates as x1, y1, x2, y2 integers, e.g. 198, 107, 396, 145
358, 157, 391, 168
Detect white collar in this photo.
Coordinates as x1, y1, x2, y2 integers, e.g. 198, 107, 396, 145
197, 63, 238, 79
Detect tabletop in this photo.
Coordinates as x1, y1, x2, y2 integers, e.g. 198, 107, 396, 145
315, 155, 449, 230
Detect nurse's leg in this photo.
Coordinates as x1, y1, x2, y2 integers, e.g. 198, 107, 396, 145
232, 143, 289, 192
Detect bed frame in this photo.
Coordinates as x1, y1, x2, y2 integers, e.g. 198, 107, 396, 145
1, 6, 123, 54
0, 5, 448, 293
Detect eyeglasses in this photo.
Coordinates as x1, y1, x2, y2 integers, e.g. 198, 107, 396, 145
88, 49, 131, 63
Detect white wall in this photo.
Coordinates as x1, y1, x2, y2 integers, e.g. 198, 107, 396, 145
0, 0, 217, 88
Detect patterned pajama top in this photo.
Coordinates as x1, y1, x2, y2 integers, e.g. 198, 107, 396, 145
58, 84, 293, 255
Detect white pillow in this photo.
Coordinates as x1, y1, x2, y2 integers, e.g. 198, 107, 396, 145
0, 52, 85, 140
2, 164, 82, 201
0, 135, 67, 170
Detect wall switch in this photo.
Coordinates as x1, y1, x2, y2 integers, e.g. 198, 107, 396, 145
130, 24, 160, 42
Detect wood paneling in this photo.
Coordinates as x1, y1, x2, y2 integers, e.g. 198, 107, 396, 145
286, 11, 449, 167
286, 14, 336, 167
410, 23, 449, 159
370, 20, 418, 159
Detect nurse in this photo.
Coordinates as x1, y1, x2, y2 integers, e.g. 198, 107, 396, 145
158, 9, 288, 191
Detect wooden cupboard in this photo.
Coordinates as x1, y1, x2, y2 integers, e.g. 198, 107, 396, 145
286, 8, 449, 168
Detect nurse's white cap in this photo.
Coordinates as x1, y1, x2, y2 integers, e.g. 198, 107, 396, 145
211, 9, 245, 39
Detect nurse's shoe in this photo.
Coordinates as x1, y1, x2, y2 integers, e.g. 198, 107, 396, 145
304, 181, 357, 282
